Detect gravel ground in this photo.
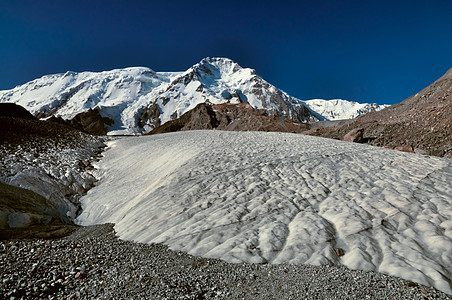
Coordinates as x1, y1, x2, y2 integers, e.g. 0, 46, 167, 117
1, 224, 451, 299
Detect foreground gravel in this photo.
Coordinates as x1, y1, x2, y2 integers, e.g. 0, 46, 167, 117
1, 224, 450, 299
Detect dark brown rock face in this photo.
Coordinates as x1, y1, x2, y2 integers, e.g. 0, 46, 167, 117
0, 103, 37, 120
48, 108, 114, 135
147, 102, 310, 135
304, 68, 452, 157
139, 102, 161, 129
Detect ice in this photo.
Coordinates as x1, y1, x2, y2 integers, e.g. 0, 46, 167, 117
76, 130, 452, 294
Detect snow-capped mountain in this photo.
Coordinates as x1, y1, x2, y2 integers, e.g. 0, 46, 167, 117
0, 67, 177, 135
305, 67, 452, 157
0, 57, 387, 135
304, 99, 389, 121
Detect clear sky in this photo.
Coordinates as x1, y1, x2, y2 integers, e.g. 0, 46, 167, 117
1, 0, 451, 105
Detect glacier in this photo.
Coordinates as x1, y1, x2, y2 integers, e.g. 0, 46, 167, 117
76, 130, 452, 295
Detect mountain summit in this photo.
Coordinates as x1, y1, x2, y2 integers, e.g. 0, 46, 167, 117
0, 57, 386, 135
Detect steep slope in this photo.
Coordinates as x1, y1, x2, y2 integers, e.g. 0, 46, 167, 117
305, 68, 452, 157
0, 58, 386, 135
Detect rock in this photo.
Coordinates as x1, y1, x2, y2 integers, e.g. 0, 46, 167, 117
394, 145, 414, 153
343, 128, 364, 143
334, 248, 345, 257
146, 103, 310, 135
0, 103, 37, 120
139, 102, 161, 129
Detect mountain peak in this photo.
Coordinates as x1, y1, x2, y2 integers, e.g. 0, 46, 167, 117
0, 59, 387, 135
190, 57, 246, 78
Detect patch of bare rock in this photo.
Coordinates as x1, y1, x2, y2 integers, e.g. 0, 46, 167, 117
147, 102, 310, 135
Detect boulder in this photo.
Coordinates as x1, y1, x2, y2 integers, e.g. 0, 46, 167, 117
394, 145, 414, 153
343, 128, 364, 143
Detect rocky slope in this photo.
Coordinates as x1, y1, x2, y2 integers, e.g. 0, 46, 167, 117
147, 102, 310, 135
305, 68, 452, 157
0, 110, 106, 228
0, 103, 37, 120
0, 57, 386, 135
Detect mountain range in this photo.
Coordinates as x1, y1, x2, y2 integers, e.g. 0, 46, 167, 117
0, 57, 387, 135
306, 67, 452, 157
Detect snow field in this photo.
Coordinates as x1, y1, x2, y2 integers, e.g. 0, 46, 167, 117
76, 131, 452, 294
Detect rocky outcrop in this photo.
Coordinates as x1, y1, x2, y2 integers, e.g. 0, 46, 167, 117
304, 68, 452, 157
343, 128, 364, 143
138, 102, 161, 129
147, 102, 310, 135
48, 108, 114, 135
0, 103, 37, 120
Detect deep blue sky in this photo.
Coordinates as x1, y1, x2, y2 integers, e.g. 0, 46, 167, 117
1, 0, 451, 105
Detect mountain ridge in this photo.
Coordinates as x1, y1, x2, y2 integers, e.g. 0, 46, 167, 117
0, 57, 387, 135
305, 67, 452, 157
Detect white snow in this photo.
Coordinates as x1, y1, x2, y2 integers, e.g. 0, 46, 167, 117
303, 99, 390, 120
0, 58, 388, 134
76, 130, 452, 295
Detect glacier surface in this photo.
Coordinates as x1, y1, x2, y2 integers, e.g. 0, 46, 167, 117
76, 131, 452, 294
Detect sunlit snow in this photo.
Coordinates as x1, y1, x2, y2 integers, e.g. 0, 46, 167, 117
304, 99, 390, 120
76, 131, 452, 294
0, 58, 387, 135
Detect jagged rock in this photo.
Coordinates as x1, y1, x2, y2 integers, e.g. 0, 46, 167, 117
48, 108, 114, 136
146, 102, 310, 135
139, 102, 161, 129
69, 108, 114, 135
